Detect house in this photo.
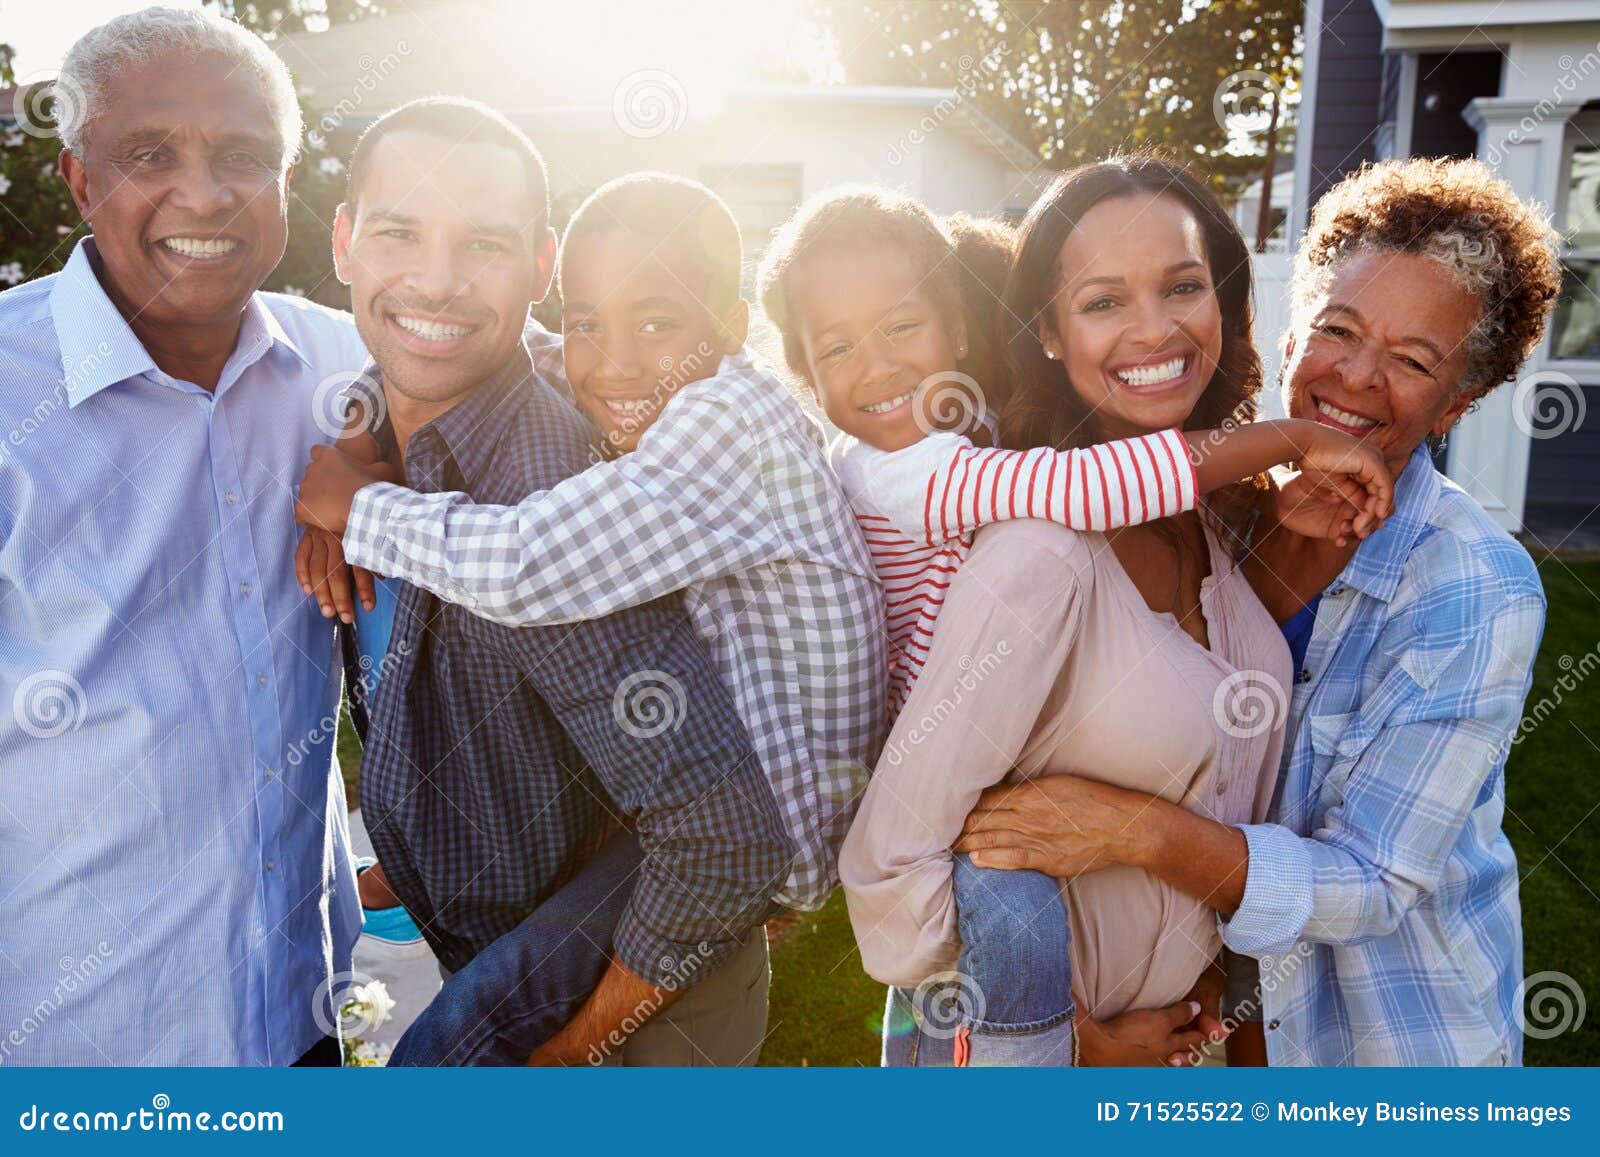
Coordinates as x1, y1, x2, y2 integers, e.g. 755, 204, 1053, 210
1289, 0, 1600, 542
270, 3, 1048, 272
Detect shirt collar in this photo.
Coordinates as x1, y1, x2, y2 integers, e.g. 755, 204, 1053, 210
403, 341, 536, 489
1336, 443, 1442, 603
49, 237, 307, 406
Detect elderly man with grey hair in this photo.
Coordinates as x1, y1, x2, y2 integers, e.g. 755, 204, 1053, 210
0, 7, 367, 1064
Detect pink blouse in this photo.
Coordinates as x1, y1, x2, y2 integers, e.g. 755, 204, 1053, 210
839, 517, 1292, 1019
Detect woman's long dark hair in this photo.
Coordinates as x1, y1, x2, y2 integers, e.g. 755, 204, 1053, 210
998, 156, 1265, 533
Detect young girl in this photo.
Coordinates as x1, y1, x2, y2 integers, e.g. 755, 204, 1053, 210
758, 183, 1391, 1065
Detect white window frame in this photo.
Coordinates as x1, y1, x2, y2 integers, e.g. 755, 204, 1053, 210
1549, 108, 1600, 372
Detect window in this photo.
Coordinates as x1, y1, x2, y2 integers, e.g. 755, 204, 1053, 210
1551, 113, 1600, 361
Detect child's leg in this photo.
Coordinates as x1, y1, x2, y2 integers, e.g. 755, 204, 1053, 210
944, 853, 1076, 1065
389, 831, 643, 1066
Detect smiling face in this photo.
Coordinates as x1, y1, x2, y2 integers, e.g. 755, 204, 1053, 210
1282, 250, 1481, 473
787, 242, 966, 452
60, 50, 290, 333
332, 130, 553, 410
1044, 192, 1223, 441
560, 226, 745, 454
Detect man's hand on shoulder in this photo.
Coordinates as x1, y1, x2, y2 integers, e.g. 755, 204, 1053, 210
295, 444, 398, 537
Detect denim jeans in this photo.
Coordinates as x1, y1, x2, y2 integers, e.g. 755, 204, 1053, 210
391, 827, 772, 1067
882, 855, 1075, 1066
390, 831, 642, 1066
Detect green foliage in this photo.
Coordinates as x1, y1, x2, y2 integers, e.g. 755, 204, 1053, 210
818, 0, 1301, 182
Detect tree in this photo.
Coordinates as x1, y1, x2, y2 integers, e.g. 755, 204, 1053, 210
0, 45, 87, 287
817, 0, 1300, 186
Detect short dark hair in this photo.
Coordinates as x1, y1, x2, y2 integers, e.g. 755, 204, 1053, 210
346, 96, 550, 229
559, 172, 743, 313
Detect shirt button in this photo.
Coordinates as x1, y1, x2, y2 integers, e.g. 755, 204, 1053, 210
265, 859, 277, 871
1267, 1019, 1281, 1030
1214, 779, 1227, 795
263, 766, 276, 780
225, 491, 238, 506
240, 582, 251, 597
1299, 669, 1311, 684
256, 672, 268, 689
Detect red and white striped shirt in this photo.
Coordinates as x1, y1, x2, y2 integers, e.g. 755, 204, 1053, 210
831, 428, 1198, 717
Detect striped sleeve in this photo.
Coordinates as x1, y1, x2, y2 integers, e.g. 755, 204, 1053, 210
862, 428, 1199, 546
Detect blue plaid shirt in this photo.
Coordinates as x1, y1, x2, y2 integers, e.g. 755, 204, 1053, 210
1222, 445, 1546, 1065
359, 332, 791, 985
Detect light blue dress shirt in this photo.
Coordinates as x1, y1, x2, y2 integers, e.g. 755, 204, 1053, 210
0, 239, 368, 1065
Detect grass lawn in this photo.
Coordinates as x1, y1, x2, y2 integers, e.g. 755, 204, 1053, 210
337, 558, 1599, 1067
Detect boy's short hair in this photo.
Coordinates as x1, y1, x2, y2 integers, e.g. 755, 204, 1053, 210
347, 96, 550, 230
560, 172, 743, 313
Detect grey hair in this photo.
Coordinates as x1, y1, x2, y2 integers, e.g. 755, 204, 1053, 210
1289, 232, 1507, 396
57, 5, 302, 166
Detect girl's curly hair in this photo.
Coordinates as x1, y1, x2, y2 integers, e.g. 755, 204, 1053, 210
757, 186, 1018, 407
1293, 157, 1561, 398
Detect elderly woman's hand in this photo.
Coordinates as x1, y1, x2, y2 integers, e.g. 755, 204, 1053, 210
955, 775, 1162, 877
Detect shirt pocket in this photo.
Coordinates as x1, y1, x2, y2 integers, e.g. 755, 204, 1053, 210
1308, 710, 1363, 814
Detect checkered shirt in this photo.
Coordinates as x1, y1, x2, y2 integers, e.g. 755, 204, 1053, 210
346, 340, 887, 910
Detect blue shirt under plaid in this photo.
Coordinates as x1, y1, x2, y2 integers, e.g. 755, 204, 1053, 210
346, 342, 887, 911
357, 330, 792, 986
1222, 445, 1546, 1065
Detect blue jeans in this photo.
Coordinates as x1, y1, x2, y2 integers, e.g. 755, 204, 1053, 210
882, 855, 1076, 1066
390, 831, 642, 1066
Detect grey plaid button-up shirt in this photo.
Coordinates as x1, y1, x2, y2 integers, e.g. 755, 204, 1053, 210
356, 334, 791, 984
346, 331, 885, 910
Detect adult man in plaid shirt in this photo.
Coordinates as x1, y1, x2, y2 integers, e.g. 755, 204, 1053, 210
297, 99, 793, 1066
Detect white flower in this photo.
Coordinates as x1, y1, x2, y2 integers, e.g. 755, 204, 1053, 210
347, 1039, 393, 1067
4, 128, 23, 148
56, 224, 73, 235
318, 156, 344, 177
0, 174, 11, 197
0, 263, 25, 286
280, 285, 305, 297
341, 979, 395, 1031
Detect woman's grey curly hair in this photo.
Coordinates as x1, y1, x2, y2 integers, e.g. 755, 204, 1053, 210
1291, 156, 1562, 398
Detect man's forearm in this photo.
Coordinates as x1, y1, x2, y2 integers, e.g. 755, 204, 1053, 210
1135, 801, 1250, 917
529, 955, 683, 1066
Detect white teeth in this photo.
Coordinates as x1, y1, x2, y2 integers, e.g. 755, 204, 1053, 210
861, 390, 915, 415
604, 398, 654, 417
1316, 399, 1380, 429
1114, 356, 1187, 388
394, 315, 473, 341
161, 237, 239, 258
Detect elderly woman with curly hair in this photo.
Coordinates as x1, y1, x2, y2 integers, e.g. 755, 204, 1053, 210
955, 156, 1562, 1067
